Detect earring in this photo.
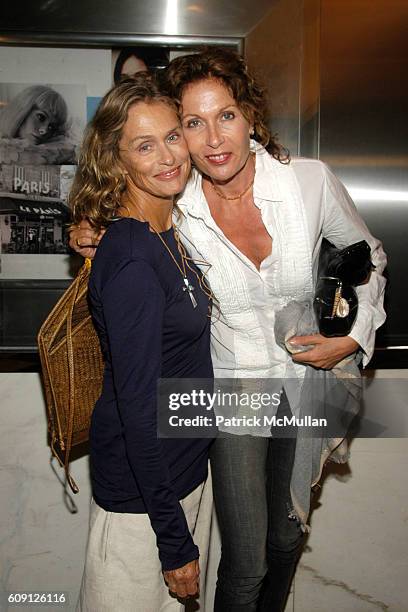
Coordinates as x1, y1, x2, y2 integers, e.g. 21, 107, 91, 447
250, 127, 255, 136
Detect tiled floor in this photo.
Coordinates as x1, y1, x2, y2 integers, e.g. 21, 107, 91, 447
286, 439, 408, 611
1, 373, 407, 611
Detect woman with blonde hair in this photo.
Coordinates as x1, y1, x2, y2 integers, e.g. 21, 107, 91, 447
71, 74, 214, 611
0, 85, 69, 144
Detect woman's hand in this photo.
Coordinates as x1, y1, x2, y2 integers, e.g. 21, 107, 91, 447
289, 334, 359, 369
69, 220, 105, 259
163, 559, 200, 599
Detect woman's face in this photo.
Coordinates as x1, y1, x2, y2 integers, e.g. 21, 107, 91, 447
121, 55, 148, 77
180, 78, 252, 183
118, 101, 190, 199
18, 106, 58, 144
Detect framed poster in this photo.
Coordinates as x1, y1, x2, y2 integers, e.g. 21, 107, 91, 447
0, 46, 111, 367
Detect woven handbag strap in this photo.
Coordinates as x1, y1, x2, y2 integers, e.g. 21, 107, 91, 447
64, 259, 92, 493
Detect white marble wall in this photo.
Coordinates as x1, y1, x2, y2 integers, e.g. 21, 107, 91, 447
0, 373, 91, 611
0, 372, 407, 611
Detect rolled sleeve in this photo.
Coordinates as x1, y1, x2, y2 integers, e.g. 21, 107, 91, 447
322, 164, 387, 366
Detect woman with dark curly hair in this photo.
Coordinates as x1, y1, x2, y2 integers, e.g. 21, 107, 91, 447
71, 48, 386, 612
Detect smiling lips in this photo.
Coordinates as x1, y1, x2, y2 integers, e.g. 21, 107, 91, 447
155, 166, 182, 181
205, 152, 231, 165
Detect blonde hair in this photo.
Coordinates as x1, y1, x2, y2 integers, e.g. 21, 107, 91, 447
70, 74, 178, 229
0, 85, 68, 140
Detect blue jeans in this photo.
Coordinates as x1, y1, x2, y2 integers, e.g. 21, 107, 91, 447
210, 395, 305, 611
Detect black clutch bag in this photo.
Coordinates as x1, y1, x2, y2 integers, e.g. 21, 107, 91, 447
313, 239, 374, 337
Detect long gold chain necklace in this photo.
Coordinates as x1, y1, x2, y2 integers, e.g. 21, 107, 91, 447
210, 153, 255, 201
119, 201, 214, 310
150, 224, 198, 309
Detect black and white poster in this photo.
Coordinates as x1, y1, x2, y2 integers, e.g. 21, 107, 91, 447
0, 47, 111, 353
0, 82, 85, 257
0, 47, 111, 281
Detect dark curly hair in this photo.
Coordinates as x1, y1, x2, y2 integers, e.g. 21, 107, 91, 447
163, 47, 289, 163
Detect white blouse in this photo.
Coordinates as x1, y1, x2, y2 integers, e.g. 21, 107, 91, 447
176, 143, 387, 387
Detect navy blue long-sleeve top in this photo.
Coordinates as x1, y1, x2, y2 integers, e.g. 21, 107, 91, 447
87, 217, 213, 571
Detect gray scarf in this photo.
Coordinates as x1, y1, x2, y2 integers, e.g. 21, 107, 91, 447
275, 299, 362, 531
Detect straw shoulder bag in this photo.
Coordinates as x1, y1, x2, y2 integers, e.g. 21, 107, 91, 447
38, 258, 103, 493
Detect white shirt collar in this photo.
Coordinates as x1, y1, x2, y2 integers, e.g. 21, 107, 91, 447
178, 140, 284, 219
251, 140, 285, 203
